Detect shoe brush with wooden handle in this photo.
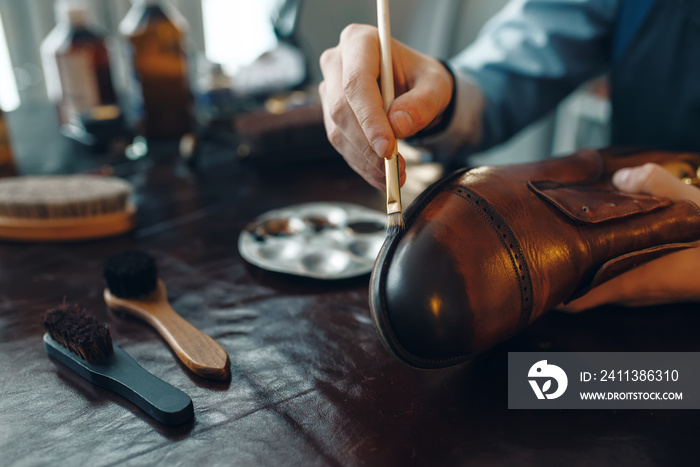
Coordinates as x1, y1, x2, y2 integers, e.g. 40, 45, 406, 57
103, 250, 230, 381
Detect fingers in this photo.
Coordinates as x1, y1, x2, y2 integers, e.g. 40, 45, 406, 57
319, 80, 385, 190
559, 162, 700, 313
398, 153, 406, 187
388, 62, 453, 138
336, 26, 454, 144
318, 81, 407, 192
558, 245, 700, 312
319, 23, 409, 190
613, 163, 700, 205
319, 47, 384, 185
338, 24, 395, 159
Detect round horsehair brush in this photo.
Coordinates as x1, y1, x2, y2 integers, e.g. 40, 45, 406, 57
0, 175, 136, 242
103, 250, 231, 382
43, 302, 194, 427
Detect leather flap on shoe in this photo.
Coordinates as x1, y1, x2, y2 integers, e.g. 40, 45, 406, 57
567, 242, 699, 301
528, 181, 671, 224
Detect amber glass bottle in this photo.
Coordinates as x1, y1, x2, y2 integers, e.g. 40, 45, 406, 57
41, 3, 119, 127
0, 108, 16, 177
120, 0, 194, 140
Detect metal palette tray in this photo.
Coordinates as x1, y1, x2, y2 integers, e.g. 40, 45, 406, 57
238, 202, 387, 279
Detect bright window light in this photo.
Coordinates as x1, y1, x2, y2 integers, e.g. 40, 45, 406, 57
201, 0, 279, 75
0, 11, 20, 111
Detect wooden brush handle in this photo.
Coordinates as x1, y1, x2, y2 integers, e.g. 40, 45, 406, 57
377, 0, 395, 111
104, 280, 230, 381
377, 0, 404, 217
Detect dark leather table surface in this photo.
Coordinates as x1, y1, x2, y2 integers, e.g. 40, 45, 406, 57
2, 130, 700, 466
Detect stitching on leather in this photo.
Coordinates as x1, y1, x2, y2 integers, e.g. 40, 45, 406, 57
446, 186, 535, 328
680, 199, 700, 217
373, 169, 536, 368
529, 181, 672, 223
373, 168, 473, 368
589, 242, 699, 289
373, 152, 700, 368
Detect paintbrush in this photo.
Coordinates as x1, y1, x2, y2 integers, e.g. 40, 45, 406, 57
377, 0, 405, 235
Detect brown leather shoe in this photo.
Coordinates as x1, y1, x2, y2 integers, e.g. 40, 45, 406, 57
370, 148, 700, 369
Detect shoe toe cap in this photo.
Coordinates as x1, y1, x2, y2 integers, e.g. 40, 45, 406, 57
374, 190, 528, 368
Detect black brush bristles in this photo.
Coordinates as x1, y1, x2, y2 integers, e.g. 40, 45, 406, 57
43, 303, 113, 364
104, 250, 158, 299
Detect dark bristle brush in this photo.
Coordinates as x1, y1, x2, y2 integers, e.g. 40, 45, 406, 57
103, 251, 231, 382
42, 303, 194, 427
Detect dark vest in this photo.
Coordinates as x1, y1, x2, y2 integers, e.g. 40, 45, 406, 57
611, 0, 700, 152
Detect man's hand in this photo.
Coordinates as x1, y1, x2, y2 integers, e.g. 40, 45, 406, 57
318, 24, 453, 190
559, 163, 700, 312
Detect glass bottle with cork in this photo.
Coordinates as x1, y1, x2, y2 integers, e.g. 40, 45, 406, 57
120, 0, 194, 141
41, 0, 121, 141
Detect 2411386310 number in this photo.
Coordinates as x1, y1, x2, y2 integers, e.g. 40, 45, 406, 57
599, 369, 679, 382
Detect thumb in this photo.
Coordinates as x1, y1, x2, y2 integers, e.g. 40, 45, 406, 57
387, 72, 452, 139
612, 162, 700, 204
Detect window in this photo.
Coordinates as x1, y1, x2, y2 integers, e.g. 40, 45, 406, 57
201, 0, 280, 75
0, 10, 20, 111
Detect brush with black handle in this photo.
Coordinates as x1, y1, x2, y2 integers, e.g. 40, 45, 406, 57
103, 250, 231, 382
42, 303, 194, 427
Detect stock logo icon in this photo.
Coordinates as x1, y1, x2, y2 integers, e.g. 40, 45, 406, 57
528, 360, 568, 400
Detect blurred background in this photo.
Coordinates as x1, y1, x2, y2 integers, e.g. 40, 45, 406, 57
0, 0, 610, 176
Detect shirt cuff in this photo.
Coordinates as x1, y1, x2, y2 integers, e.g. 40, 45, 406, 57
409, 66, 485, 163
